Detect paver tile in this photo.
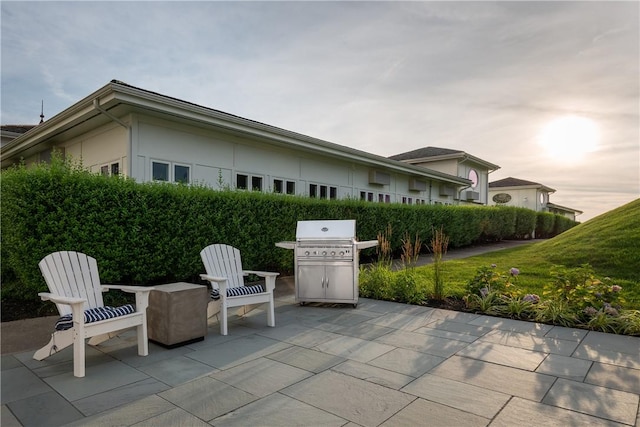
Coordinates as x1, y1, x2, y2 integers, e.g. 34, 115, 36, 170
211, 357, 312, 397
430, 355, 556, 401
0, 355, 22, 371
421, 318, 489, 336
266, 345, 345, 373
543, 378, 639, 425
585, 362, 640, 394
185, 334, 291, 369
468, 316, 553, 336
131, 407, 210, 427
316, 321, 395, 340
318, 310, 379, 326
422, 308, 481, 324
412, 325, 479, 343
1, 405, 21, 427
479, 329, 579, 356
212, 392, 347, 426
456, 341, 547, 371
314, 335, 395, 363
365, 312, 428, 331
332, 360, 415, 390
368, 347, 445, 377
136, 355, 217, 386
257, 323, 342, 347
282, 370, 414, 427
1, 366, 52, 404
72, 377, 170, 417
544, 325, 589, 342
64, 395, 176, 427
43, 360, 149, 401
159, 376, 257, 421
401, 373, 510, 419
535, 354, 592, 381
380, 397, 489, 427
492, 396, 625, 427
375, 330, 470, 358
7, 390, 84, 427
573, 332, 640, 369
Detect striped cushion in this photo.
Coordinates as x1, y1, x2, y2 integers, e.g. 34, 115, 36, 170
55, 305, 136, 331
211, 284, 265, 300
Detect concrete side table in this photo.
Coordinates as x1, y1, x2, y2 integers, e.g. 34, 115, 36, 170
147, 282, 208, 348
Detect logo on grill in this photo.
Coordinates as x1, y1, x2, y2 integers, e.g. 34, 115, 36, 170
321, 227, 329, 232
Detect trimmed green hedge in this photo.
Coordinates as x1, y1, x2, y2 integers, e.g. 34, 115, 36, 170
1, 159, 578, 298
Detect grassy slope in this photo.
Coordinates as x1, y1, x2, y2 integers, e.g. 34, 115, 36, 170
414, 198, 640, 308
535, 198, 640, 282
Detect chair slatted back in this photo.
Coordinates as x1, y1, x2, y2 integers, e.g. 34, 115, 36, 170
200, 244, 244, 288
38, 251, 105, 315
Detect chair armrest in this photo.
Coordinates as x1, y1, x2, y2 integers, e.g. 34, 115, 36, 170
102, 285, 155, 293
242, 271, 278, 292
38, 293, 86, 325
101, 285, 154, 311
200, 274, 228, 283
242, 270, 280, 278
38, 292, 86, 306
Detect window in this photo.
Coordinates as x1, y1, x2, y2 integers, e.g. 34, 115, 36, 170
152, 161, 189, 183
152, 162, 170, 181
310, 184, 318, 198
385, 194, 391, 203
251, 176, 263, 191
367, 192, 374, 202
236, 174, 263, 191
329, 186, 337, 200
274, 179, 283, 193
286, 181, 296, 195
360, 191, 366, 201
175, 165, 190, 184
237, 174, 248, 189
100, 162, 120, 177
320, 185, 327, 199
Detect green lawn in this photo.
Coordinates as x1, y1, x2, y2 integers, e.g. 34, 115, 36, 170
412, 244, 639, 310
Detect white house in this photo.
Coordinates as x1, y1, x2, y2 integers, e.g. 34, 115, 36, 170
1, 80, 472, 205
389, 146, 500, 205
488, 177, 582, 220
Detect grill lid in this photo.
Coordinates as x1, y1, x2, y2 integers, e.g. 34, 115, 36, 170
296, 220, 356, 240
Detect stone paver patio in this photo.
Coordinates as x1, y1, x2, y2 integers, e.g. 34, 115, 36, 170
2, 277, 639, 427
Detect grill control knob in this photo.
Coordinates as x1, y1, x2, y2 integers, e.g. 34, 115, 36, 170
322, 251, 327, 256
339, 251, 345, 256
331, 251, 336, 256
305, 251, 310, 256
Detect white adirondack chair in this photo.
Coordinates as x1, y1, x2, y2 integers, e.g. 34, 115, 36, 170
34, 251, 153, 377
200, 244, 278, 335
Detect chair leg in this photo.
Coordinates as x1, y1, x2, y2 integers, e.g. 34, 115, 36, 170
137, 320, 149, 356
33, 330, 73, 360
73, 330, 85, 378
220, 302, 228, 336
267, 294, 275, 328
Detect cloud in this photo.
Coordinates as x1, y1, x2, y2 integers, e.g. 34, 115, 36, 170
1, 1, 637, 221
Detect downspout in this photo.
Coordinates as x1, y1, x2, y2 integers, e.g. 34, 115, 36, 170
93, 99, 132, 177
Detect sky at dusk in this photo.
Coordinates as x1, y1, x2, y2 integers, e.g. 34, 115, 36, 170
1, 1, 638, 222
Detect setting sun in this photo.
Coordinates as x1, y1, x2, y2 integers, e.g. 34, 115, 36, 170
538, 115, 599, 162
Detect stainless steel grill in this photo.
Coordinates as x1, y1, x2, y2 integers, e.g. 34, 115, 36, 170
276, 220, 377, 307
